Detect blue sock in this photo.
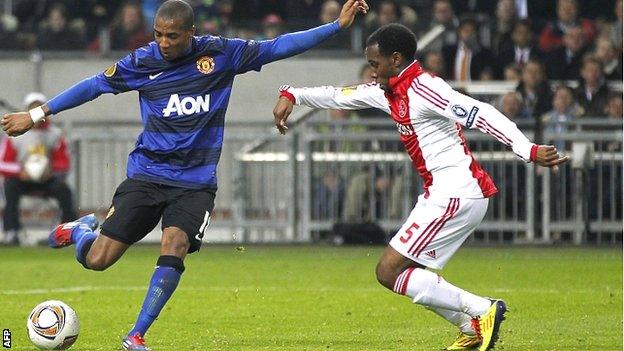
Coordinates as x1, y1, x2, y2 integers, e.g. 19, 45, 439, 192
72, 224, 97, 268
129, 255, 184, 337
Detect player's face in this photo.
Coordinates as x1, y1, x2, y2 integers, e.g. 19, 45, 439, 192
154, 16, 195, 61
365, 43, 399, 92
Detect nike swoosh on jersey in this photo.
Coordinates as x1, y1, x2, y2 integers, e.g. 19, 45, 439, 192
149, 72, 164, 80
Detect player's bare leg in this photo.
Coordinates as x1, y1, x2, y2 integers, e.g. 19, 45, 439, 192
48, 213, 131, 271
376, 246, 491, 349
123, 226, 189, 351
84, 234, 130, 271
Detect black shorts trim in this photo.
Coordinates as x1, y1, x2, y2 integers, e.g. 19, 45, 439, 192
98, 227, 135, 246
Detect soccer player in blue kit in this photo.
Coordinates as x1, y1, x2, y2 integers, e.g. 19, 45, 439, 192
1, 1, 368, 349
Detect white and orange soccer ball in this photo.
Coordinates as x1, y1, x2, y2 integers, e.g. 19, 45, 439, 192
26, 300, 79, 350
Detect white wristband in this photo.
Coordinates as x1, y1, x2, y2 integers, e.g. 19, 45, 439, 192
29, 106, 46, 124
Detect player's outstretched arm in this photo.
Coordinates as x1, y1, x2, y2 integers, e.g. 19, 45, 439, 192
267, 0, 367, 60
2, 75, 106, 137
410, 74, 569, 166
3, 54, 142, 137
231, 0, 368, 74
273, 84, 389, 135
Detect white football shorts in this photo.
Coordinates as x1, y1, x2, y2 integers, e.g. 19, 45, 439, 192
389, 194, 489, 270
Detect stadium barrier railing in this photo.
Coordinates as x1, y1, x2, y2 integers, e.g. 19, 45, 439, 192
28, 114, 618, 246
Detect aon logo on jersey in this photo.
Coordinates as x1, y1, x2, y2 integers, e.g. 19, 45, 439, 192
163, 94, 210, 117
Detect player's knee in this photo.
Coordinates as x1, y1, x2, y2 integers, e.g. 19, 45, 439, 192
85, 253, 111, 271
375, 260, 398, 290
162, 229, 190, 255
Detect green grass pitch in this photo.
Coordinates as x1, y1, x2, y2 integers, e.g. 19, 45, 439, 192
1, 245, 621, 350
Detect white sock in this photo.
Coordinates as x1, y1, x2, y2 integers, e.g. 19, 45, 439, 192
427, 307, 476, 336
393, 267, 491, 318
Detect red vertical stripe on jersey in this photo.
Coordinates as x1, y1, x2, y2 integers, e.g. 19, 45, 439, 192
455, 123, 498, 197
402, 134, 433, 197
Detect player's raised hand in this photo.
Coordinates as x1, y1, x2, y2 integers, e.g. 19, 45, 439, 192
533, 145, 569, 168
273, 96, 294, 135
2, 112, 35, 137
338, 0, 369, 29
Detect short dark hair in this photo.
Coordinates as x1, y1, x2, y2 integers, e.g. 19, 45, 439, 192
366, 23, 417, 60
156, 0, 194, 30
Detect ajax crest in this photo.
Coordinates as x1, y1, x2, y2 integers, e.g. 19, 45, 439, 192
398, 99, 408, 118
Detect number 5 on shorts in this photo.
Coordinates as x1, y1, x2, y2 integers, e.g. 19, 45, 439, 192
399, 222, 419, 243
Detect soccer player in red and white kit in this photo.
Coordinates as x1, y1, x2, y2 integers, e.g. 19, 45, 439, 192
273, 24, 568, 351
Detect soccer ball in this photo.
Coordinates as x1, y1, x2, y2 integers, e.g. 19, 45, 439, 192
26, 300, 80, 350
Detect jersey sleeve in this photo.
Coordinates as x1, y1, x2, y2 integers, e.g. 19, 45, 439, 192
225, 21, 341, 74
93, 53, 144, 94
47, 54, 144, 115
281, 83, 391, 114
409, 74, 536, 162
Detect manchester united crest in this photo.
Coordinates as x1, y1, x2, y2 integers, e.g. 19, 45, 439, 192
196, 56, 215, 74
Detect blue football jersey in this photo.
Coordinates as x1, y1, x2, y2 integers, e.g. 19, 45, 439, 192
46, 21, 341, 189
95, 36, 281, 188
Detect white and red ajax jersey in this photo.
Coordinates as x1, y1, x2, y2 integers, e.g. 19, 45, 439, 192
281, 61, 536, 199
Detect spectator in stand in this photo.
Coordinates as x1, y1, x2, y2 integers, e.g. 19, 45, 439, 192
498, 91, 526, 119
317, 0, 351, 49
36, 3, 86, 50
141, 0, 161, 32
576, 56, 611, 118
312, 167, 346, 221
593, 36, 623, 80
542, 85, 582, 151
0, 93, 77, 246
364, 0, 400, 38
605, 93, 623, 120
110, 2, 152, 51
545, 26, 588, 80
484, 0, 517, 55
419, 0, 458, 52
77, 0, 123, 41
515, 59, 553, 141
538, 0, 597, 53
503, 63, 522, 82
442, 17, 495, 81
497, 20, 543, 78
191, 0, 220, 35
423, 51, 447, 79
450, 0, 497, 17
232, 0, 288, 24
259, 14, 284, 40
287, 0, 326, 24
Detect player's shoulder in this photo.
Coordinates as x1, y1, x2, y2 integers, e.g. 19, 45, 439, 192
411, 71, 453, 93
194, 35, 227, 53
132, 42, 158, 61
